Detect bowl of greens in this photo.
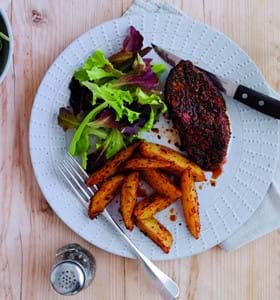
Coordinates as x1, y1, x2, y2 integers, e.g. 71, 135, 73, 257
0, 8, 13, 84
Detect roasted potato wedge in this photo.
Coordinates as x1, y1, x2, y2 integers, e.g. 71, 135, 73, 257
133, 195, 154, 214
88, 175, 125, 219
123, 158, 174, 171
120, 172, 139, 230
142, 170, 182, 200
134, 194, 177, 219
86, 141, 141, 186
139, 142, 205, 182
181, 169, 200, 239
135, 217, 173, 253
131, 151, 143, 159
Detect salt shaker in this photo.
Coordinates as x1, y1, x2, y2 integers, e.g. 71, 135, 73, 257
50, 243, 96, 295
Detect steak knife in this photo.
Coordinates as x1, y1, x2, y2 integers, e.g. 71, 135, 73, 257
151, 44, 280, 119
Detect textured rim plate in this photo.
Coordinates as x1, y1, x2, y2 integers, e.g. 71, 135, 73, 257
29, 14, 279, 260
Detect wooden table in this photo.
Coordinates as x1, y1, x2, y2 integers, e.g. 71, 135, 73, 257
1, 0, 279, 299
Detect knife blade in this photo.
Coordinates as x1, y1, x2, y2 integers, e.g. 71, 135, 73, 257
151, 43, 280, 119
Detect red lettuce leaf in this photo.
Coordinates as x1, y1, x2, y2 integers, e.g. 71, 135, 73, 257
123, 26, 143, 52
69, 78, 93, 115
95, 108, 126, 128
139, 46, 152, 58
143, 58, 152, 67
95, 107, 150, 136
109, 46, 152, 72
86, 149, 107, 174
57, 107, 81, 131
109, 25, 152, 72
115, 67, 159, 91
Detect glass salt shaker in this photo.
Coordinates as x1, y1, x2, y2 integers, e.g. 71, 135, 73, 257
50, 243, 96, 295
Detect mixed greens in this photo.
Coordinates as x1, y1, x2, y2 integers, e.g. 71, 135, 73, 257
58, 26, 167, 172
0, 31, 9, 51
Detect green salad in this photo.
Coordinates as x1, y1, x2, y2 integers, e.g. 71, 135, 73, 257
58, 26, 167, 172
0, 31, 9, 51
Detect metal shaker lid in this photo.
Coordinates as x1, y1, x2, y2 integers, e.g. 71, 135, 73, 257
50, 261, 85, 295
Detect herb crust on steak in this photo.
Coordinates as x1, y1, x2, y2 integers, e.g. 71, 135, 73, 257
164, 60, 230, 171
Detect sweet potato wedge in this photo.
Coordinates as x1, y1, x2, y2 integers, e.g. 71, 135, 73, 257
88, 175, 125, 219
139, 142, 205, 182
142, 170, 182, 200
135, 217, 173, 253
181, 169, 200, 239
134, 194, 177, 219
123, 158, 174, 171
86, 141, 141, 186
120, 172, 139, 230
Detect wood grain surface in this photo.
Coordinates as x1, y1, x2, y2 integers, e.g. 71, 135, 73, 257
1, 0, 280, 299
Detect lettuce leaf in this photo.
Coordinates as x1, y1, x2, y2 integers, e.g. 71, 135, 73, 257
108, 51, 134, 72
88, 108, 123, 128
74, 49, 123, 83
86, 67, 118, 81
91, 107, 149, 137
141, 106, 157, 132
112, 54, 160, 91
135, 88, 167, 134
75, 126, 90, 168
73, 68, 89, 82
82, 81, 140, 123
123, 26, 143, 52
68, 78, 93, 115
86, 149, 107, 174
115, 68, 159, 90
57, 107, 81, 131
87, 109, 122, 139
109, 26, 151, 72
135, 87, 167, 112
68, 102, 108, 167
86, 128, 126, 173
151, 63, 166, 77
90, 127, 108, 139
84, 49, 114, 69
100, 129, 126, 159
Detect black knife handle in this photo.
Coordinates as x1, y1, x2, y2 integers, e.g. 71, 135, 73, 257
234, 85, 280, 119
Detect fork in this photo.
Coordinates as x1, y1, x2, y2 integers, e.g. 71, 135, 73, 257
58, 153, 180, 300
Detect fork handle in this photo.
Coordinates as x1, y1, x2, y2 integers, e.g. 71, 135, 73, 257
102, 210, 180, 300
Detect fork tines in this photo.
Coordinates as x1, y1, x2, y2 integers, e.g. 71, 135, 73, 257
58, 153, 96, 205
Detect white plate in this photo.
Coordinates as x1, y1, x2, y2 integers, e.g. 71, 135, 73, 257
29, 14, 279, 260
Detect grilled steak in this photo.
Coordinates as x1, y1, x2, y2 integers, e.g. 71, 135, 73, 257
164, 60, 230, 171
